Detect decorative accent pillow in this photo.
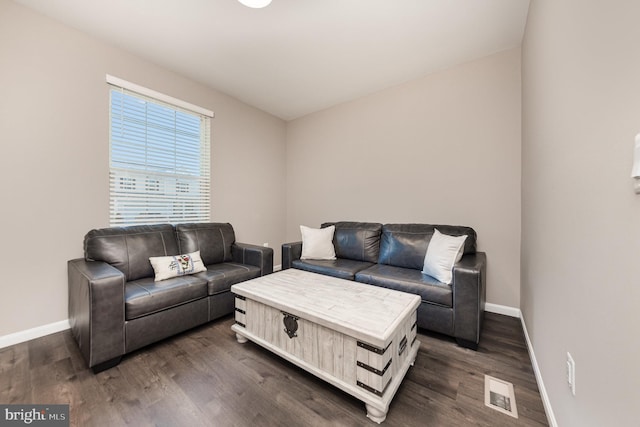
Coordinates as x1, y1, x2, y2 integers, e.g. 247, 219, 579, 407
422, 229, 467, 284
300, 225, 336, 260
149, 250, 207, 281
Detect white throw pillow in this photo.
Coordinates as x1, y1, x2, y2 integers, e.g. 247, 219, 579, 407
149, 250, 207, 281
422, 229, 468, 284
300, 225, 336, 260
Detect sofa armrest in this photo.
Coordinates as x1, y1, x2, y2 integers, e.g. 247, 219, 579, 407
68, 258, 126, 370
281, 241, 302, 270
452, 252, 487, 347
231, 243, 273, 275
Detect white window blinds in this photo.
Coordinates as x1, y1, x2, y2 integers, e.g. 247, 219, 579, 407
108, 77, 212, 226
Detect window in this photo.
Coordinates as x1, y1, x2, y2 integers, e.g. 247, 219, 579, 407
107, 75, 213, 226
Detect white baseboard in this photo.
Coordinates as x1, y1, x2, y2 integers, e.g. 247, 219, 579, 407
274, 264, 282, 272
485, 302, 521, 318
484, 302, 556, 426
0, 319, 70, 349
519, 313, 558, 427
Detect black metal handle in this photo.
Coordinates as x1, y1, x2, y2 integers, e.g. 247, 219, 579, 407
398, 335, 407, 356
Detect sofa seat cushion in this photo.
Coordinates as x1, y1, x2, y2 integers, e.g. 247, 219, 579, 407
195, 262, 261, 295
125, 275, 208, 320
355, 264, 453, 307
292, 258, 374, 280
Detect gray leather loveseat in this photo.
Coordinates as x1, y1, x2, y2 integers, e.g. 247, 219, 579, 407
68, 222, 273, 372
282, 222, 486, 349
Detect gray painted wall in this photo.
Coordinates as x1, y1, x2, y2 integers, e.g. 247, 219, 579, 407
286, 49, 522, 308
522, 0, 640, 425
0, 0, 287, 336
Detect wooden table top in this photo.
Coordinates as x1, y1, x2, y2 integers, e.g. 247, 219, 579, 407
231, 269, 420, 346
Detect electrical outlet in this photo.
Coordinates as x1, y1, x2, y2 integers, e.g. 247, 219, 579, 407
566, 352, 576, 396
263, 242, 269, 247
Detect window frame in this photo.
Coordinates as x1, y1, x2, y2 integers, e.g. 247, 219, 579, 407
107, 75, 214, 227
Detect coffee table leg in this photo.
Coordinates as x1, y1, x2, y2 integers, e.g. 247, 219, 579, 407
365, 404, 387, 424
235, 333, 248, 344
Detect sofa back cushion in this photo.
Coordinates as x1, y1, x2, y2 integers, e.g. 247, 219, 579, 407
175, 223, 235, 265
378, 224, 476, 270
321, 222, 382, 263
84, 224, 179, 281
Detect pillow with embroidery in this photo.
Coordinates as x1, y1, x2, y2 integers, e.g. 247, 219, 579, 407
149, 251, 207, 281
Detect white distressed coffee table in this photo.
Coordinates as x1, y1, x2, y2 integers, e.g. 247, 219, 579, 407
230, 269, 421, 423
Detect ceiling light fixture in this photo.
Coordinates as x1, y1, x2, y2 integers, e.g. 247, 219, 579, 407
238, 0, 272, 8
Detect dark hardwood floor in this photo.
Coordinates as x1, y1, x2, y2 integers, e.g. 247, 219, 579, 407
0, 312, 548, 426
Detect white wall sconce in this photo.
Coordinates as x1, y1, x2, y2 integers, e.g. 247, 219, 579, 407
632, 133, 640, 194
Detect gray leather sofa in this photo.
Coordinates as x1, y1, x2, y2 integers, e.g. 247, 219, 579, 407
68, 222, 273, 373
282, 222, 486, 349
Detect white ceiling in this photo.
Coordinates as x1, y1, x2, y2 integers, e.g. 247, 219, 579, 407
14, 0, 530, 120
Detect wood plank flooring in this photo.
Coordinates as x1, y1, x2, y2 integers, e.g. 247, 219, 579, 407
0, 312, 548, 426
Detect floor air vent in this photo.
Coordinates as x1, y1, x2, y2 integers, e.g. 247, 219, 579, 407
484, 375, 518, 418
